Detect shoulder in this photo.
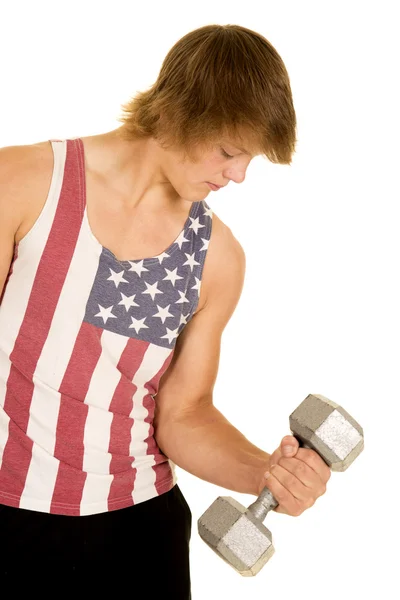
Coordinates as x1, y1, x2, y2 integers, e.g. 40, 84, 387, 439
0, 142, 40, 229
0, 139, 53, 204
199, 209, 246, 321
0, 138, 52, 173
0, 139, 54, 244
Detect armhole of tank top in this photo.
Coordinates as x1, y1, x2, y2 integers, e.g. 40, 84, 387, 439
189, 200, 214, 318
196, 201, 213, 275
16, 139, 66, 250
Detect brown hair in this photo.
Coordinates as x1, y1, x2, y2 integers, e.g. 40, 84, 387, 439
117, 24, 297, 164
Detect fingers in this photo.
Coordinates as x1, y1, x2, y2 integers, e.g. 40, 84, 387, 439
275, 442, 331, 483
264, 439, 331, 516
263, 466, 311, 516
273, 459, 326, 494
294, 448, 332, 484
263, 455, 328, 516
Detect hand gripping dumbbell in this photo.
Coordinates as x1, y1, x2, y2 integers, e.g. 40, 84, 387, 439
197, 394, 364, 576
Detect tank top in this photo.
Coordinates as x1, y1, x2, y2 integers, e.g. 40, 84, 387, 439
0, 138, 213, 516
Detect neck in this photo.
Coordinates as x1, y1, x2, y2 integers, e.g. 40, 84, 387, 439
84, 127, 180, 210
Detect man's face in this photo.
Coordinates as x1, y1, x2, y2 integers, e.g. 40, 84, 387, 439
164, 139, 255, 201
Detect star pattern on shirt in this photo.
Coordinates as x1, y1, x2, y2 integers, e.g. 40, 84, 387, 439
163, 267, 184, 286
129, 316, 149, 333
175, 230, 190, 249
87, 201, 212, 347
188, 216, 206, 235
107, 269, 129, 288
153, 304, 174, 323
118, 293, 139, 312
127, 261, 149, 277
183, 252, 201, 272
142, 281, 164, 301
161, 327, 180, 344
95, 304, 118, 324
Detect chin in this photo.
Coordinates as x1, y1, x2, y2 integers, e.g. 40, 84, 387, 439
198, 189, 211, 200
175, 181, 210, 202
183, 186, 210, 202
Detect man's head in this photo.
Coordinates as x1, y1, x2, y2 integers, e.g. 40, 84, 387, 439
117, 24, 297, 172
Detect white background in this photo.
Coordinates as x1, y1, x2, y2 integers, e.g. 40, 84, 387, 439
1, 1, 398, 597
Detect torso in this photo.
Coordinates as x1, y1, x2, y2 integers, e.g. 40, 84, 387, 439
14, 137, 228, 315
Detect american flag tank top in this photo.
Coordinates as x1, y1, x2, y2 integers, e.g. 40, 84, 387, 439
0, 138, 213, 515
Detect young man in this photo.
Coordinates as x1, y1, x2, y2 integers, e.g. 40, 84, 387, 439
0, 24, 330, 593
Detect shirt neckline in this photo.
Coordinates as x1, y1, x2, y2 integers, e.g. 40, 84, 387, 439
76, 138, 199, 265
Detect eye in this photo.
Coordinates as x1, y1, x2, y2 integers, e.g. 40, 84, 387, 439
221, 148, 234, 159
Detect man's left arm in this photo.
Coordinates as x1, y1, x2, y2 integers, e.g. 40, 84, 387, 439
153, 231, 330, 515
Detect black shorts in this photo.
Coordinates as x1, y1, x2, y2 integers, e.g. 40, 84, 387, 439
0, 484, 192, 598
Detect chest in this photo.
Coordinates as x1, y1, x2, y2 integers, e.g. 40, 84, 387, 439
15, 141, 214, 315
85, 176, 188, 263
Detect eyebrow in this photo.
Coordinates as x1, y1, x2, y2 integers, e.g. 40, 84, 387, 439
223, 139, 254, 156
228, 144, 251, 156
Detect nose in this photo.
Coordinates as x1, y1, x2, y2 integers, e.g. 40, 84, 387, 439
223, 165, 248, 185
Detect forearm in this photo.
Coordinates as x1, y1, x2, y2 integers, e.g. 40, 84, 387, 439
154, 404, 271, 496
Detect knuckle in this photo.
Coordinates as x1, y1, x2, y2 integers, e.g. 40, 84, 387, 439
308, 449, 323, 467
306, 448, 316, 461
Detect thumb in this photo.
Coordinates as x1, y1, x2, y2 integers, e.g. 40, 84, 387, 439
281, 435, 299, 457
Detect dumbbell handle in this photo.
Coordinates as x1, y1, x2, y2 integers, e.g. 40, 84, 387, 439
247, 440, 313, 521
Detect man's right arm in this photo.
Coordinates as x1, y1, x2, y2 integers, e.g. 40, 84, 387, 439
0, 144, 37, 299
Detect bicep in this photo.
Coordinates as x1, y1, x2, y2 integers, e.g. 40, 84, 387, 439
154, 234, 246, 425
0, 145, 29, 299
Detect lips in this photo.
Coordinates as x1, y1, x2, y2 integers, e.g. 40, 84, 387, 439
207, 182, 222, 190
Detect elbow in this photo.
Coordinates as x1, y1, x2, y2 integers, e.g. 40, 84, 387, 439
153, 395, 216, 454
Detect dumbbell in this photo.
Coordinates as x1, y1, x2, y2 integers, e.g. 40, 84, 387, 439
197, 394, 364, 576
